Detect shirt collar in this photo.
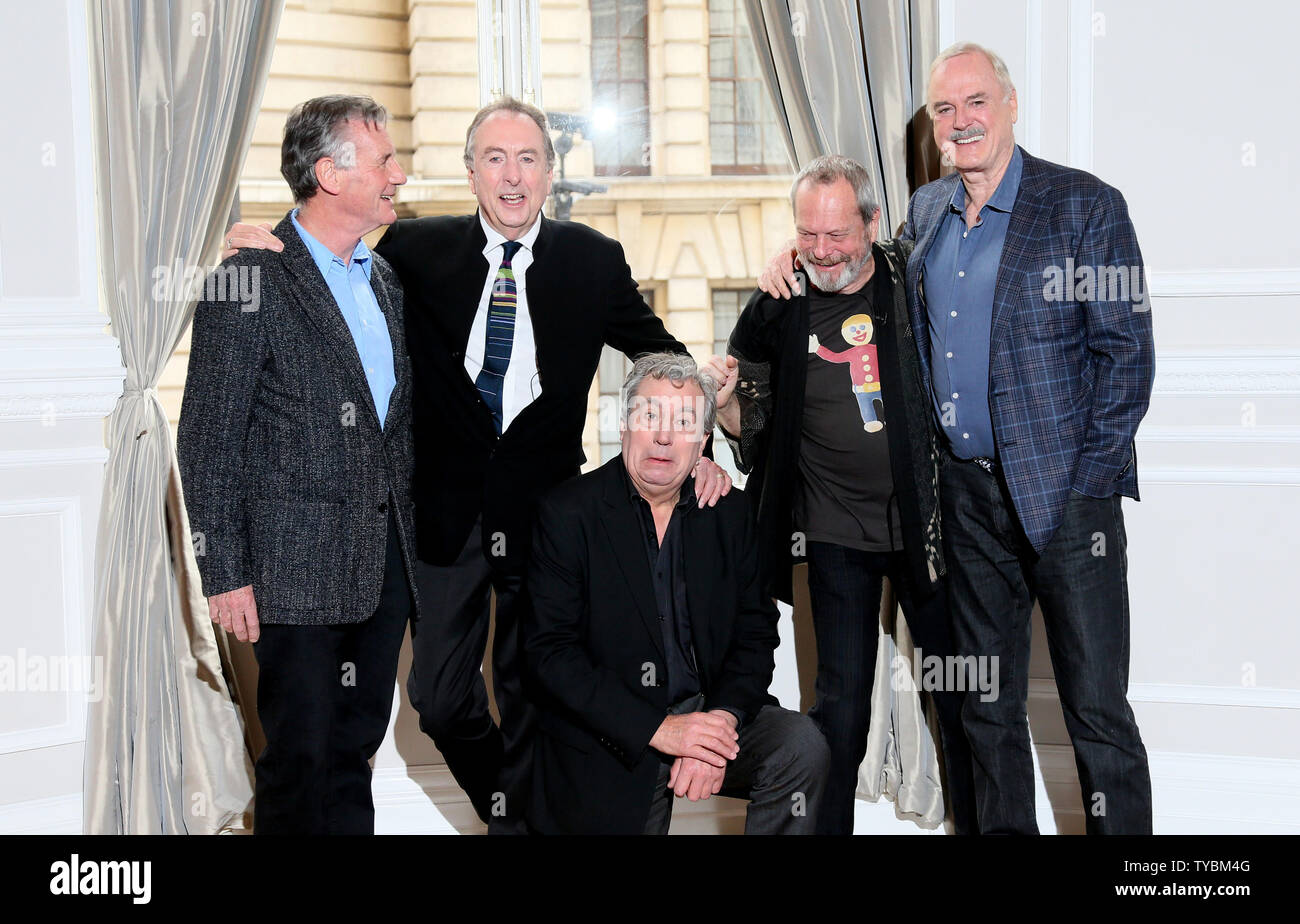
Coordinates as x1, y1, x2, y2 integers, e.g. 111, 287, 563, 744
946, 144, 1024, 215
479, 211, 543, 258
291, 207, 372, 278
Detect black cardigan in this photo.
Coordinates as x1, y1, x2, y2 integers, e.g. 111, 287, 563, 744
721, 238, 945, 604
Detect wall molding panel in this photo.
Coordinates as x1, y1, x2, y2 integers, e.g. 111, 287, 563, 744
1149, 269, 1300, 298
0, 793, 82, 835
0, 497, 89, 756
1150, 352, 1300, 397
0, 0, 118, 817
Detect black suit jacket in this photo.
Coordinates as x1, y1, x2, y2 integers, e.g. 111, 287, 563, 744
522, 457, 780, 834
374, 214, 687, 573
178, 213, 418, 625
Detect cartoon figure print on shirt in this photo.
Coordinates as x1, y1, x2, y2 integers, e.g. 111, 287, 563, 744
808, 313, 884, 433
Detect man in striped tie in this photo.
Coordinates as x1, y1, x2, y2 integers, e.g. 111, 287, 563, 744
385, 99, 734, 833
474, 238, 522, 432
223, 97, 733, 834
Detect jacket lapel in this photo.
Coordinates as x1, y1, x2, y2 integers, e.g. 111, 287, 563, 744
450, 215, 491, 355
521, 215, 553, 393
371, 263, 409, 432
990, 148, 1049, 351
906, 175, 959, 398
597, 459, 667, 659
274, 215, 382, 428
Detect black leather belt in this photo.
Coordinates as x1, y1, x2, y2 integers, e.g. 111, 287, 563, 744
946, 446, 998, 474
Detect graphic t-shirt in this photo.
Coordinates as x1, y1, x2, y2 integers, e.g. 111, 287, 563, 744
795, 281, 902, 552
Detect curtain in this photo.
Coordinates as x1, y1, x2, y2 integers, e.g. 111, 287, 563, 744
742, 0, 947, 827
856, 592, 945, 828
741, 0, 941, 233
84, 0, 283, 835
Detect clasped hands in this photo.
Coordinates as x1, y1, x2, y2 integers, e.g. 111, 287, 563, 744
648, 708, 740, 802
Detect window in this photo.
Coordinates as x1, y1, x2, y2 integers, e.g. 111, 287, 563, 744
710, 286, 753, 483
711, 287, 751, 355
708, 0, 789, 174
590, 0, 650, 177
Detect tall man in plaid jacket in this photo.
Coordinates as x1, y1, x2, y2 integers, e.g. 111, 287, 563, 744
898, 43, 1155, 833
761, 41, 1154, 833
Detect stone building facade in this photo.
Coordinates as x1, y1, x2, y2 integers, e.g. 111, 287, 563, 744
161, 0, 795, 471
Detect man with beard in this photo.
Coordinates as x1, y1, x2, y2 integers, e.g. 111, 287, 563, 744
705, 155, 976, 834
759, 44, 1155, 835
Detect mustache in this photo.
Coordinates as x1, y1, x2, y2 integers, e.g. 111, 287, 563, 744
800, 251, 850, 267
948, 125, 985, 142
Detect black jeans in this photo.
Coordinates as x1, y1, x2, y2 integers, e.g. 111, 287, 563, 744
251, 512, 413, 835
939, 454, 1152, 834
805, 542, 977, 835
406, 518, 533, 833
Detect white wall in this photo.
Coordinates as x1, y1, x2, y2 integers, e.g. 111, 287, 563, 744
938, 0, 1300, 833
0, 0, 124, 833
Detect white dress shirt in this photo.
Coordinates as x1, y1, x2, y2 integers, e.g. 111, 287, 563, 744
463, 213, 543, 431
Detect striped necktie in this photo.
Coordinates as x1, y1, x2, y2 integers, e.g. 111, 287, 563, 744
475, 239, 522, 434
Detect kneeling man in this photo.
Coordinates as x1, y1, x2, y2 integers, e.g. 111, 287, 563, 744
524, 353, 828, 834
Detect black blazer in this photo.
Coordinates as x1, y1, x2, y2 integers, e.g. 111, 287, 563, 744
374, 214, 687, 573
522, 457, 780, 834
178, 213, 418, 625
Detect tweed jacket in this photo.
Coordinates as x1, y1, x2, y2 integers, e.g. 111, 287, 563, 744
178, 212, 419, 625
721, 238, 945, 603
899, 147, 1155, 551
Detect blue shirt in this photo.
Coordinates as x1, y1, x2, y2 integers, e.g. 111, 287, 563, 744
922, 146, 1022, 459
291, 209, 396, 428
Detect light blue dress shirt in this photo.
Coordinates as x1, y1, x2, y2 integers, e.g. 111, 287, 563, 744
922, 146, 1023, 459
291, 209, 396, 428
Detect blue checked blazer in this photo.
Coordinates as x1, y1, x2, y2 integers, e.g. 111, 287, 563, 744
899, 147, 1155, 551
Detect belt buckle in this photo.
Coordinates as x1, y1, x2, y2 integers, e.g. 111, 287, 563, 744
972, 456, 995, 474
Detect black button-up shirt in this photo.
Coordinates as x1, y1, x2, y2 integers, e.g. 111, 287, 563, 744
622, 464, 701, 705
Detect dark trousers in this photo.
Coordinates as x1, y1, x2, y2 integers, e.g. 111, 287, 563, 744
406, 519, 533, 832
805, 542, 978, 835
939, 454, 1153, 834
251, 512, 413, 835
642, 694, 830, 835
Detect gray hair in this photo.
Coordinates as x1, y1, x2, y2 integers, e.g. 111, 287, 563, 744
926, 42, 1016, 115
790, 154, 880, 227
463, 96, 557, 171
621, 352, 717, 435
281, 95, 388, 203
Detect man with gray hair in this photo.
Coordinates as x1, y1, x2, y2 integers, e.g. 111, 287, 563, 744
224, 94, 730, 833
179, 95, 417, 833
523, 352, 828, 834
762, 42, 1155, 834
708, 155, 976, 834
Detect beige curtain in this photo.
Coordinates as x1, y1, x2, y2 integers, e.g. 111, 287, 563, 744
741, 0, 941, 233
84, 0, 283, 834
856, 591, 945, 828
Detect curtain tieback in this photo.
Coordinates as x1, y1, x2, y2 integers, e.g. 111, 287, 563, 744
121, 386, 162, 440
